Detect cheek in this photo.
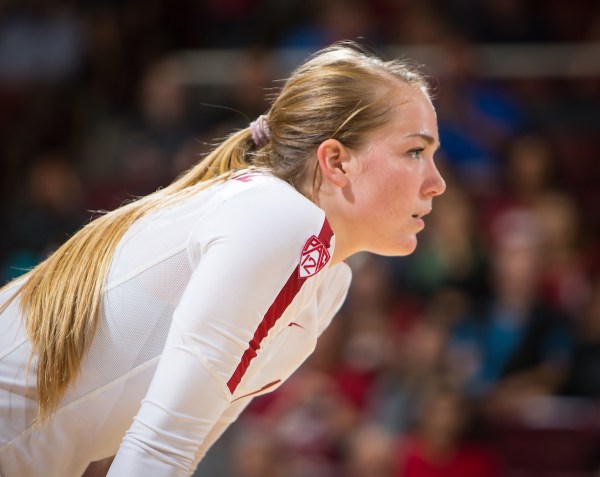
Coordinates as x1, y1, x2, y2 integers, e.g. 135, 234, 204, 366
357, 172, 409, 220
354, 161, 416, 221
379, 172, 416, 210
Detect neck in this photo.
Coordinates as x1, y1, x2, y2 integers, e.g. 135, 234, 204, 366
314, 192, 354, 265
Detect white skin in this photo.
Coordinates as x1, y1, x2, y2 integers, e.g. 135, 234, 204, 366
83, 82, 444, 477
314, 82, 446, 263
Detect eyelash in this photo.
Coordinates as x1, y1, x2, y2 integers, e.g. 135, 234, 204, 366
408, 148, 424, 159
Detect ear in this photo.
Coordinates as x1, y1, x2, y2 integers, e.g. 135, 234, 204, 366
316, 139, 350, 188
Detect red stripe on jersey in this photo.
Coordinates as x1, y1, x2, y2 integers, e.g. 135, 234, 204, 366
227, 218, 333, 394
231, 379, 282, 403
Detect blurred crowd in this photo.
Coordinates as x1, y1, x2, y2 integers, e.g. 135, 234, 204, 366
1, 0, 600, 476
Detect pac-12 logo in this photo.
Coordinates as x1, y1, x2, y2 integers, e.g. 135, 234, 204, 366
299, 235, 330, 278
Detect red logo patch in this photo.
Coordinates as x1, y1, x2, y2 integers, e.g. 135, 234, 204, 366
299, 235, 330, 278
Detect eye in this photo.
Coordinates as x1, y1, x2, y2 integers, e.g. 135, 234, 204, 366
408, 148, 424, 160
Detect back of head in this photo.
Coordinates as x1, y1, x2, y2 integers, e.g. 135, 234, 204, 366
1, 42, 430, 423
251, 42, 430, 196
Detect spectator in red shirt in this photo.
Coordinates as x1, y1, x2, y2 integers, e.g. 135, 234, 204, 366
395, 383, 501, 477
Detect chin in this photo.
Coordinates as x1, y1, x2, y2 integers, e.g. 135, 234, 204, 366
396, 244, 418, 256
373, 237, 418, 257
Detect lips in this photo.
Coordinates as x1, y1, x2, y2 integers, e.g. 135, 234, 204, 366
412, 209, 431, 219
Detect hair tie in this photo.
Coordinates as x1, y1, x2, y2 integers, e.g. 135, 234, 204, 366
249, 115, 271, 148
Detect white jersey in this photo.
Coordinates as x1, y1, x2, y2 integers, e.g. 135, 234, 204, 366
0, 171, 352, 477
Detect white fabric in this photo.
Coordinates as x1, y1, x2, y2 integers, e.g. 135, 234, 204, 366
0, 172, 351, 477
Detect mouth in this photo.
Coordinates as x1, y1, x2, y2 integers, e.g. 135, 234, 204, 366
411, 209, 431, 230
412, 209, 431, 219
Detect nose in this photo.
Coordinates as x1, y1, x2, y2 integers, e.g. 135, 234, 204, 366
423, 161, 446, 198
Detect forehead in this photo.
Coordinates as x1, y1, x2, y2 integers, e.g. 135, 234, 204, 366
359, 84, 438, 151
386, 85, 438, 138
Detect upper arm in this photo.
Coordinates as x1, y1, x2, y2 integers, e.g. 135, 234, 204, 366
179, 186, 332, 389
108, 185, 333, 476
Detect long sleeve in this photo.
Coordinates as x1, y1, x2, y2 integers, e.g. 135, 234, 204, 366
191, 398, 251, 469
107, 182, 334, 476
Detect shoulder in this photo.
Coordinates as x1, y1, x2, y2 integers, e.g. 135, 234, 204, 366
188, 171, 333, 267
219, 171, 319, 215
203, 171, 327, 239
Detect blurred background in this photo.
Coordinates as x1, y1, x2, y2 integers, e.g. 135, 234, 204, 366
1, 0, 599, 475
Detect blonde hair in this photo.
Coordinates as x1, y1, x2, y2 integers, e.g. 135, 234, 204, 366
0, 42, 429, 421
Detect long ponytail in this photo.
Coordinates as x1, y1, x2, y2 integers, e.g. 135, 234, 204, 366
0, 128, 255, 421
2, 41, 430, 422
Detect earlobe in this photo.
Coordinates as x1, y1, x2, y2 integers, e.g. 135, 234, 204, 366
316, 139, 350, 188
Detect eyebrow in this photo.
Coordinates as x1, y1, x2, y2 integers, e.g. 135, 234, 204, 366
406, 133, 441, 151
